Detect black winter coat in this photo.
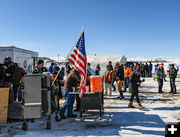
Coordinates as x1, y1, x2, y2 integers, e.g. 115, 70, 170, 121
116, 66, 124, 81
169, 67, 177, 79
157, 68, 165, 80
129, 72, 141, 93
0, 65, 5, 82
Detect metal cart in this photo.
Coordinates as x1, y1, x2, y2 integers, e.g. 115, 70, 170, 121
21, 74, 52, 130
80, 91, 104, 121
79, 76, 104, 121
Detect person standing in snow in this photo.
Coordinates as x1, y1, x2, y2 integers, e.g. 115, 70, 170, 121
115, 63, 124, 99
167, 64, 177, 94
156, 65, 166, 93
60, 68, 80, 119
145, 62, 149, 77
111, 66, 117, 91
148, 62, 153, 77
123, 64, 131, 92
128, 68, 145, 109
103, 65, 113, 96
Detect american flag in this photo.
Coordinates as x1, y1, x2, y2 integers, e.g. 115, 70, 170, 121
68, 31, 87, 98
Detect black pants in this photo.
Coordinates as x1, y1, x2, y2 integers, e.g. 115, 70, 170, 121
76, 95, 80, 110
170, 78, 176, 93
158, 79, 163, 93
13, 84, 21, 101
130, 92, 140, 103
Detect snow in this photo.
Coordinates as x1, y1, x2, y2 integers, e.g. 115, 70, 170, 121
1, 77, 180, 137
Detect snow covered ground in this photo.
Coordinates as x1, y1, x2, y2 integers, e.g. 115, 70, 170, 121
0, 77, 180, 137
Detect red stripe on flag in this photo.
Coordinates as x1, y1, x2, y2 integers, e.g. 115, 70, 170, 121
68, 58, 85, 76
69, 54, 86, 71
73, 49, 86, 63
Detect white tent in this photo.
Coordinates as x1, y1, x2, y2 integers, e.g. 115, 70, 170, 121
87, 55, 127, 75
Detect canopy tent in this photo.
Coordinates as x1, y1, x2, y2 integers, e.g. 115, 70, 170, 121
87, 55, 127, 75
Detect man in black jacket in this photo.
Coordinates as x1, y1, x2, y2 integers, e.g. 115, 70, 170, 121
128, 68, 145, 109
33, 60, 48, 74
156, 65, 166, 93
115, 63, 124, 99
168, 64, 177, 94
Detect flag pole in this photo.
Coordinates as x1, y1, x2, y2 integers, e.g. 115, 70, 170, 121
52, 26, 86, 86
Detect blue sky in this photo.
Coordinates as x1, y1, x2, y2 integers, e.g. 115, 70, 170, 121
0, 0, 180, 58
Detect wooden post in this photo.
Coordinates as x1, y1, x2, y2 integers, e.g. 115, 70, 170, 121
0, 88, 9, 124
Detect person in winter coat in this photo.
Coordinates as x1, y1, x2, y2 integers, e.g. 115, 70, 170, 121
128, 68, 145, 109
12, 63, 27, 101
140, 63, 145, 77
148, 62, 153, 77
167, 64, 177, 94
103, 65, 114, 96
60, 68, 80, 119
156, 65, 166, 93
49, 62, 54, 73
51, 66, 64, 113
33, 60, 48, 74
95, 64, 101, 75
111, 66, 117, 91
115, 63, 124, 99
145, 63, 149, 77
123, 64, 131, 92
108, 61, 113, 71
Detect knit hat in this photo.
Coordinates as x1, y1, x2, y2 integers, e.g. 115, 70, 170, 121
37, 60, 44, 65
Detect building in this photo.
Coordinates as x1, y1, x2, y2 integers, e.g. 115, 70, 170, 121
87, 55, 127, 75
0, 46, 38, 73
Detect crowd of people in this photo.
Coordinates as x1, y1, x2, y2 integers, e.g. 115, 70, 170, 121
0, 57, 179, 121
0, 57, 27, 102
103, 61, 178, 109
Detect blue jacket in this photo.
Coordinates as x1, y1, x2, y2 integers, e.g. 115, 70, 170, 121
49, 65, 54, 73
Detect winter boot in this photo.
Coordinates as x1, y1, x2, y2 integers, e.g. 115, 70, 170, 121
119, 90, 124, 99
138, 103, 145, 109
128, 101, 135, 108
117, 90, 121, 99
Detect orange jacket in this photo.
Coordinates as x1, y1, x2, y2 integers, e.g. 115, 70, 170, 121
124, 67, 131, 78
104, 70, 113, 83
129, 68, 132, 77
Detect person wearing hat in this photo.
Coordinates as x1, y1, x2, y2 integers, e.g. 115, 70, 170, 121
51, 66, 64, 117
33, 60, 48, 74
103, 65, 114, 96
3, 57, 15, 82
167, 64, 177, 94
108, 61, 113, 71
156, 65, 166, 93
128, 68, 145, 109
60, 68, 80, 119
115, 62, 124, 99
